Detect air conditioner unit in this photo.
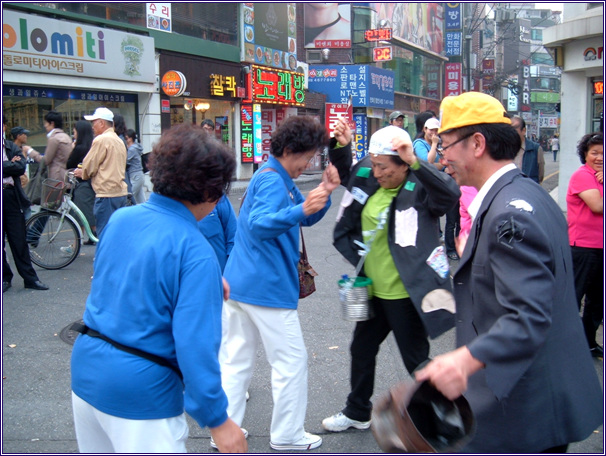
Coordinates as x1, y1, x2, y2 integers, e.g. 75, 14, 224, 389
296, 61, 309, 89
307, 50, 323, 63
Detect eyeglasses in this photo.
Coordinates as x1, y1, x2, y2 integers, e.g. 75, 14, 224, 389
437, 132, 475, 158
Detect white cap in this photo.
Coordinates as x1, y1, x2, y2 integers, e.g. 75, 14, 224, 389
424, 117, 440, 130
368, 125, 412, 156
84, 107, 114, 122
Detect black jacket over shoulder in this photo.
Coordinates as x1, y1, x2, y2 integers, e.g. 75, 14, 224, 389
3, 139, 31, 210
332, 155, 461, 338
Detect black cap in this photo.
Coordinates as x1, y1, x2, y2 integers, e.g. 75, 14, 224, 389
10, 126, 30, 138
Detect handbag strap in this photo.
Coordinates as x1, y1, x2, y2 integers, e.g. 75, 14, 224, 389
240, 167, 286, 209
300, 225, 308, 260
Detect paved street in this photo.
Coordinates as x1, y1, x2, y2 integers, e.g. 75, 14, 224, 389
2, 156, 603, 454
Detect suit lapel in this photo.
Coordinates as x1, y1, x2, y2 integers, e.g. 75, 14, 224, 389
456, 169, 520, 272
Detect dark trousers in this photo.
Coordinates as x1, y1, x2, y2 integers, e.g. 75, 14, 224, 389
343, 296, 429, 422
444, 201, 460, 255
571, 246, 604, 348
2, 186, 39, 285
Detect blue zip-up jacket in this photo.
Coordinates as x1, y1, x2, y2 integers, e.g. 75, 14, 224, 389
198, 195, 237, 272
71, 193, 228, 428
224, 156, 330, 309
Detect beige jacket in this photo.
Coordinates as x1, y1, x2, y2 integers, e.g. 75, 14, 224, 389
81, 128, 127, 197
28, 129, 72, 181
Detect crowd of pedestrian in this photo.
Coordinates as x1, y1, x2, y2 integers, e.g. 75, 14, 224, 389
3, 96, 602, 453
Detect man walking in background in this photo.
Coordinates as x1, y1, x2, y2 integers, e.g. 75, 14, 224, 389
74, 107, 127, 236
511, 116, 545, 184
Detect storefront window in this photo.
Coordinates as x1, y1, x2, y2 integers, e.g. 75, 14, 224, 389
3, 85, 137, 153
169, 98, 234, 147
382, 47, 441, 99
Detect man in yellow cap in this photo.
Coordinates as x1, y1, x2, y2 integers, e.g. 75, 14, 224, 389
415, 92, 602, 453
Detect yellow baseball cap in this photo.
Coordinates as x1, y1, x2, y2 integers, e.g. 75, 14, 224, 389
438, 92, 511, 134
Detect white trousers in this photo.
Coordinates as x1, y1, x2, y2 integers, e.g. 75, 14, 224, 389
72, 392, 188, 453
219, 299, 308, 444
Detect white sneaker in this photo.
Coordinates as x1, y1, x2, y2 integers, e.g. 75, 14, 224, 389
210, 428, 248, 450
270, 432, 322, 451
322, 412, 371, 432
246, 390, 250, 401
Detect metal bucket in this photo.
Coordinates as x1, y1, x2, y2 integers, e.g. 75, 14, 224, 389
338, 277, 373, 322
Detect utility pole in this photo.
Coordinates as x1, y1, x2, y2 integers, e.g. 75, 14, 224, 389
465, 34, 472, 92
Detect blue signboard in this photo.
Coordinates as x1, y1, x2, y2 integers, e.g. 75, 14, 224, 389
445, 32, 462, 57
353, 114, 368, 160
3, 85, 137, 103
445, 3, 462, 31
308, 65, 394, 109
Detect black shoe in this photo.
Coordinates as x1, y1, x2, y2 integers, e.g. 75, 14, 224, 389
3, 281, 11, 293
83, 239, 96, 245
590, 345, 604, 359
448, 252, 459, 260
24, 280, 49, 291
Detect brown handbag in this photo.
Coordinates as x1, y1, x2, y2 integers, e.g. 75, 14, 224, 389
298, 225, 318, 299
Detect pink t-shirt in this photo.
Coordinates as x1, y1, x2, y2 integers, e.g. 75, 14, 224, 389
459, 186, 478, 238
566, 164, 604, 249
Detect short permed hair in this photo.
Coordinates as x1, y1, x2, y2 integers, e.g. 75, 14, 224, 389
577, 132, 603, 164
270, 116, 328, 157
149, 123, 235, 204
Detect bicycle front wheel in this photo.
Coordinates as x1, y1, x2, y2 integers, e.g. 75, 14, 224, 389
25, 211, 81, 269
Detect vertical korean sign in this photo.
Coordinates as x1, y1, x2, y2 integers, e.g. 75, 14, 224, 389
325, 102, 354, 138
146, 3, 172, 33
253, 104, 263, 163
444, 63, 462, 97
240, 104, 253, 163
353, 114, 368, 161
444, 3, 462, 58
261, 109, 277, 163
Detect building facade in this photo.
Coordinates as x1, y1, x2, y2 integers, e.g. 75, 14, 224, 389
543, 3, 604, 210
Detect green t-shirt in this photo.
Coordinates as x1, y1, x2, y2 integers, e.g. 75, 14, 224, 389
361, 185, 409, 299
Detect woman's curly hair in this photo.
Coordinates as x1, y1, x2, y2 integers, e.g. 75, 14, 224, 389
148, 123, 235, 204
270, 116, 329, 157
577, 132, 603, 164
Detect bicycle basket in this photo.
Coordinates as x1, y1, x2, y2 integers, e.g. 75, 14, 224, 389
40, 178, 66, 210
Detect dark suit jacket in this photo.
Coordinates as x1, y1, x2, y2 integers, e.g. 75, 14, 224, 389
455, 167, 602, 452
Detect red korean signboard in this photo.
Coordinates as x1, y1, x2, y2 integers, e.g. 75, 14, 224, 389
325, 103, 355, 138
444, 63, 462, 97
240, 104, 254, 163
251, 64, 305, 106
364, 28, 392, 42
372, 46, 392, 62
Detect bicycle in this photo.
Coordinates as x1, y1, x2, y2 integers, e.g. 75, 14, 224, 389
25, 171, 133, 270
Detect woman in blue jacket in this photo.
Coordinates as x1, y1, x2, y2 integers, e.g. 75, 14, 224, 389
70, 124, 247, 453
220, 116, 349, 451
198, 195, 237, 272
